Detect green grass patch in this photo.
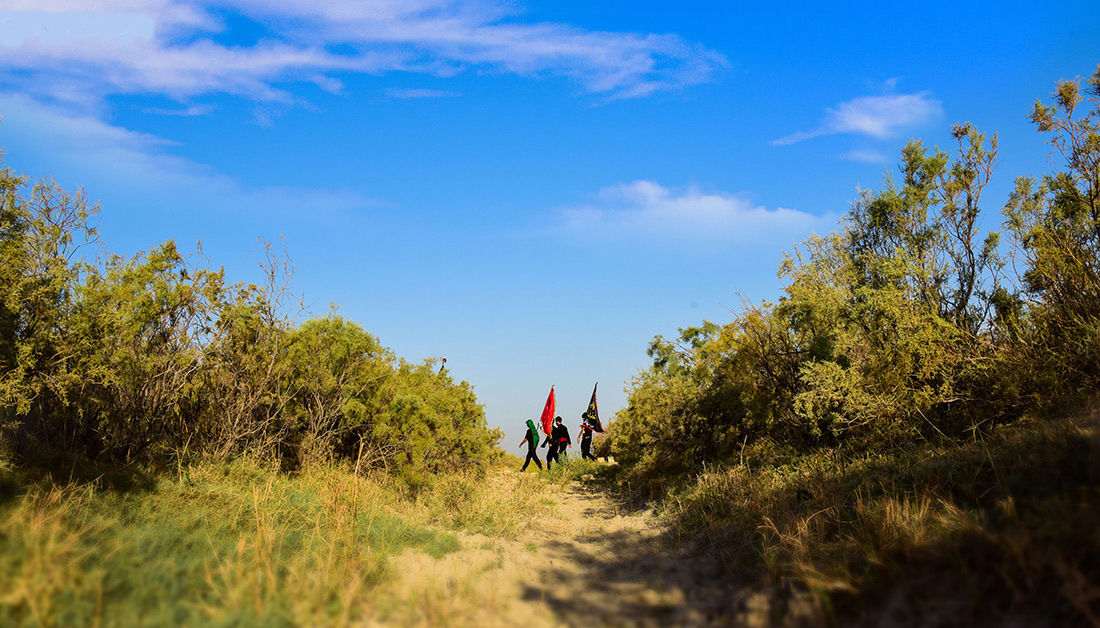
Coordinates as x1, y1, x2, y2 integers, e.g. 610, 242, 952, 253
0, 458, 462, 627
414, 469, 554, 539
541, 455, 606, 486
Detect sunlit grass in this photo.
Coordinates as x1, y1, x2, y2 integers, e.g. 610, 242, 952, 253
541, 454, 606, 486
0, 458, 470, 626
0, 454, 570, 627
661, 408, 1100, 624
413, 467, 556, 540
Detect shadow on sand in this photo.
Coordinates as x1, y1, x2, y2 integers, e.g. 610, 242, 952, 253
523, 484, 794, 627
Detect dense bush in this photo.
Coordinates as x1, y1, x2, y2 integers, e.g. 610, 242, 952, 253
598, 67, 1100, 624
0, 165, 501, 478
607, 65, 1100, 489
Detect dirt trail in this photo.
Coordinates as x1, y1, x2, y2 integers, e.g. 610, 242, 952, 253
377, 472, 763, 627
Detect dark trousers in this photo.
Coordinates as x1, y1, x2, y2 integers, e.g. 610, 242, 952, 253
521, 447, 542, 471
546, 443, 560, 468
580, 438, 595, 461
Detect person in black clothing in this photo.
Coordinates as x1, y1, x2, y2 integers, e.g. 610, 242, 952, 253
540, 424, 554, 465
519, 418, 543, 471
544, 416, 571, 469
578, 413, 599, 461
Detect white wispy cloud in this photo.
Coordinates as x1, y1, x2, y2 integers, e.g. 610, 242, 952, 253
0, 9, 154, 46
773, 91, 943, 146
2, 35, 376, 106
839, 149, 887, 164
383, 87, 458, 99
558, 180, 836, 244
0, 1, 728, 109
144, 103, 215, 116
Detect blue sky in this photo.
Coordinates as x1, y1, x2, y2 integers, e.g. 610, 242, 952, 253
1, 1, 1097, 456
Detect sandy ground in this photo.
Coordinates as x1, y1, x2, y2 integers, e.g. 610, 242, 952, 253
371, 471, 773, 627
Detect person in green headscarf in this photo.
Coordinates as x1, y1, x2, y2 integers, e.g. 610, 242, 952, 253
519, 418, 543, 471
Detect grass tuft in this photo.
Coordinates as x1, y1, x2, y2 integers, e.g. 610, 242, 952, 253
0, 457, 476, 626
660, 409, 1100, 625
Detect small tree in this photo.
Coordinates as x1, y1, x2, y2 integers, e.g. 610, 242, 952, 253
0, 168, 98, 451
1003, 64, 1100, 409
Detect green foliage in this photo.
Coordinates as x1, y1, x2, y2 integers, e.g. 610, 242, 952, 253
362, 357, 499, 489
609, 321, 751, 491
285, 313, 391, 461
607, 65, 1100, 491
0, 157, 501, 479
64, 242, 224, 460
0, 171, 98, 436
1002, 64, 1100, 411
0, 459, 465, 626
414, 469, 554, 538
599, 62, 1100, 626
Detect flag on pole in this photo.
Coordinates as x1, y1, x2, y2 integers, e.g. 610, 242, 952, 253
582, 382, 604, 432
539, 386, 556, 435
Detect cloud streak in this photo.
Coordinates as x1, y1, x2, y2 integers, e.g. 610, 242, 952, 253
558, 180, 836, 245
0, 1, 729, 109
839, 149, 887, 164
773, 91, 943, 146
382, 87, 458, 99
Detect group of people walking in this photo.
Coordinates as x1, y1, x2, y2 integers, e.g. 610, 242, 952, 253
519, 413, 601, 471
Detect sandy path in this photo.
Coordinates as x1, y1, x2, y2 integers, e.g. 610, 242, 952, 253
375, 472, 756, 627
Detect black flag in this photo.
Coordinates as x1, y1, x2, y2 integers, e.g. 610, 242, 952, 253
583, 382, 604, 432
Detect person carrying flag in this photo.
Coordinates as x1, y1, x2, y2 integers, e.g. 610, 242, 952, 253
578, 413, 599, 461
519, 418, 543, 472
578, 382, 605, 461
544, 416, 571, 469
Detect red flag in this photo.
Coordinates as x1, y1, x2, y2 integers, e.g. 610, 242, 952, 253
539, 386, 555, 435
583, 382, 604, 432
